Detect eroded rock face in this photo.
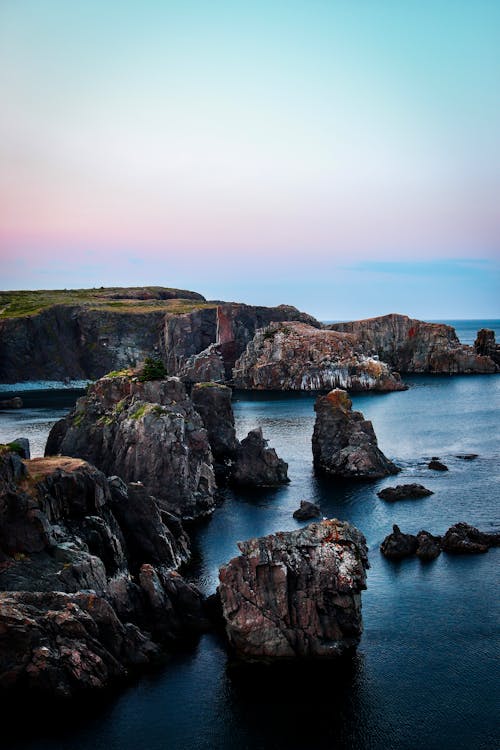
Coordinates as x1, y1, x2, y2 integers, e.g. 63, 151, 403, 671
233, 322, 406, 392
293, 500, 321, 520
474, 329, 500, 367
442, 523, 500, 554
218, 519, 368, 660
329, 314, 498, 374
191, 383, 239, 463
381, 522, 500, 561
45, 375, 216, 520
0, 449, 206, 696
312, 389, 400, 479
231, 428, 289, 487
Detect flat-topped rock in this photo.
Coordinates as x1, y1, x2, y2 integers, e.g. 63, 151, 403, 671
218, 519, 368, 660
312, 389, 400, 479
377, 484, 433, 501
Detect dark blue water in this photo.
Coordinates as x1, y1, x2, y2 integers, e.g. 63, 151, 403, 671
1, 374, 499, 746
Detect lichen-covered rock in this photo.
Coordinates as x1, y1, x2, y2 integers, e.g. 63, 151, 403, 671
377, 484, 433, 501
380, 525, 418, 559
312, 389, 400, 479
231, 428, 289, 487
233, 322, 406, 391
45, 375, 216, 520
328, 314, 498, 374
218, 519, 368, 660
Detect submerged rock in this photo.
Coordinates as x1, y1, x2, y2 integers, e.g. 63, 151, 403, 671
293, 500, 321, 520
377, 484, 433, 501
231, 428, 289, 487
380, 525, 417, 559
233, 321, 406, 392
218, 519, 369, 660
428, 459, 448, 471
329, 314, 498, 374
45, 374, 216, 520
312, 389, 400, 479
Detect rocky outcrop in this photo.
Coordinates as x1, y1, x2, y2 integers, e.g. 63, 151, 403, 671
218, 519, 368, 660
474, 329, 500, 367
231, 428, 289, 487
190, 383, 239, 463
0, 397, 23, 409
233, 322, 406, 391
293, 500, 321, 520
165, 304, 320, 383
428, 459, 448, 471
377, 484, 433, 501
312, 389, 400, 478
45, 375, 216, 520
381, 522, 500, 560
0, 449, 206, 696
329, 314, 498, 374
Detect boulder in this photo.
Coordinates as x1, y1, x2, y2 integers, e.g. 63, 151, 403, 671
428, 460, 448, 471
293, 500, 321, 520
45, 375, 216, 520
380, 525, 418, 559
329, 314, 498, 374
233, 321, 406, 392
231, 428, 289, 487
416, 531, 442, 560
377, 484, 433, 501
312, 389, 400, 479
442, 522, 500, 554
218, 519, 368, 660
0, 397, 23, 409
474, 328, 500, 366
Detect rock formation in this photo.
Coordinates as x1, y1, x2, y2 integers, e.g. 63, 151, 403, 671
474, 328, 500, 367
0, 397, 23, 409
377, 484, 433, 501
231, 428, 289, 487
233, 321, 406, 391
328, 314, 498, 374
428, 459, 448, 471
190, 383, 239, 464
293, 500, 321, 520
45, 374, 216, 520
312, 389, 400, 478
381, 522, 500, 560
218, 519, 368, 660
0, 448, 207, 696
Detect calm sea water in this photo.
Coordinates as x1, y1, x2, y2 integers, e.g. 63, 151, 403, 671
0, 322, 499, 750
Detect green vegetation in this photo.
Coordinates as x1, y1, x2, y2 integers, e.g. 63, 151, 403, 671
131, 404, 148, 420
0, 287, 214, 320
104, 368, 134, 379
72, 413, 84, 427
139, 357, 167, 381
0, 441, 25, 456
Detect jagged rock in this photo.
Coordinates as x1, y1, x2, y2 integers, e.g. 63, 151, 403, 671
45, 375, 216, 520
329, 314, 498, 374
380, 525, 418, 559
416, 531, 442, 560
442, 523, 500, 554
428, 460, 448, 471
293, 500, 321, 520
0, 397, 23, 409
218, 520, 368, 660
474, 329, 500, 366
0, 449, 207, 696
377, 484, 433, 501
191, 383, 239, 462
233, 321, 406, 392
178, 344, 226, 384
312, 389, 400, 479
231, 428, 289, 487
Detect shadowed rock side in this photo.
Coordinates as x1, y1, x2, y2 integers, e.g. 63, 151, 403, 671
312, 389, 400, 478
190, 383, 239, 464
231, 428, 289, 487
233, 322, 407, 391
218, 520, 369, 660
381, 522, 500, 560
328, 314, 498, 374
0, 450, 206, 697
45, 375, 216, 520
474, 329, 500, 367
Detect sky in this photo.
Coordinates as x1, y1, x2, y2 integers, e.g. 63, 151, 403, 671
0, 0, 499, 319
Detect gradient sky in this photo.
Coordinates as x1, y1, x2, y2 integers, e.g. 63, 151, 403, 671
1, 0, 499, 319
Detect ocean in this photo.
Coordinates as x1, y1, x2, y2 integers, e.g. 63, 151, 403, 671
0, 320, 499, 750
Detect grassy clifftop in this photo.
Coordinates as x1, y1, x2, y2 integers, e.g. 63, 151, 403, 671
0, 286, 212, 319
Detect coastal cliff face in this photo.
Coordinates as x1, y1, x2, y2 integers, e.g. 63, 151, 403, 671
328, 314, 498, 374
45, 376, 217, 520
0, 449, 206, 696
233, 322, 406, 391
218, 520, 369, 660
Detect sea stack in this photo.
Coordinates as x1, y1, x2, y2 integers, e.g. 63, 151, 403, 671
312, 389, 400, 478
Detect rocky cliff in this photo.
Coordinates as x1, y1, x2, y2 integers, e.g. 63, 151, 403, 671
233, 321, 406, 391
218, 519, 368, 660
45, 375, 217, 520
328, 314, 498, 374
312, 389, 400, 478
0, 448, 206, 696
474, 329, 500, 367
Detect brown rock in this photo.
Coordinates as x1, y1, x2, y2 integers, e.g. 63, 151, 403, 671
380, 525, 418, 559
